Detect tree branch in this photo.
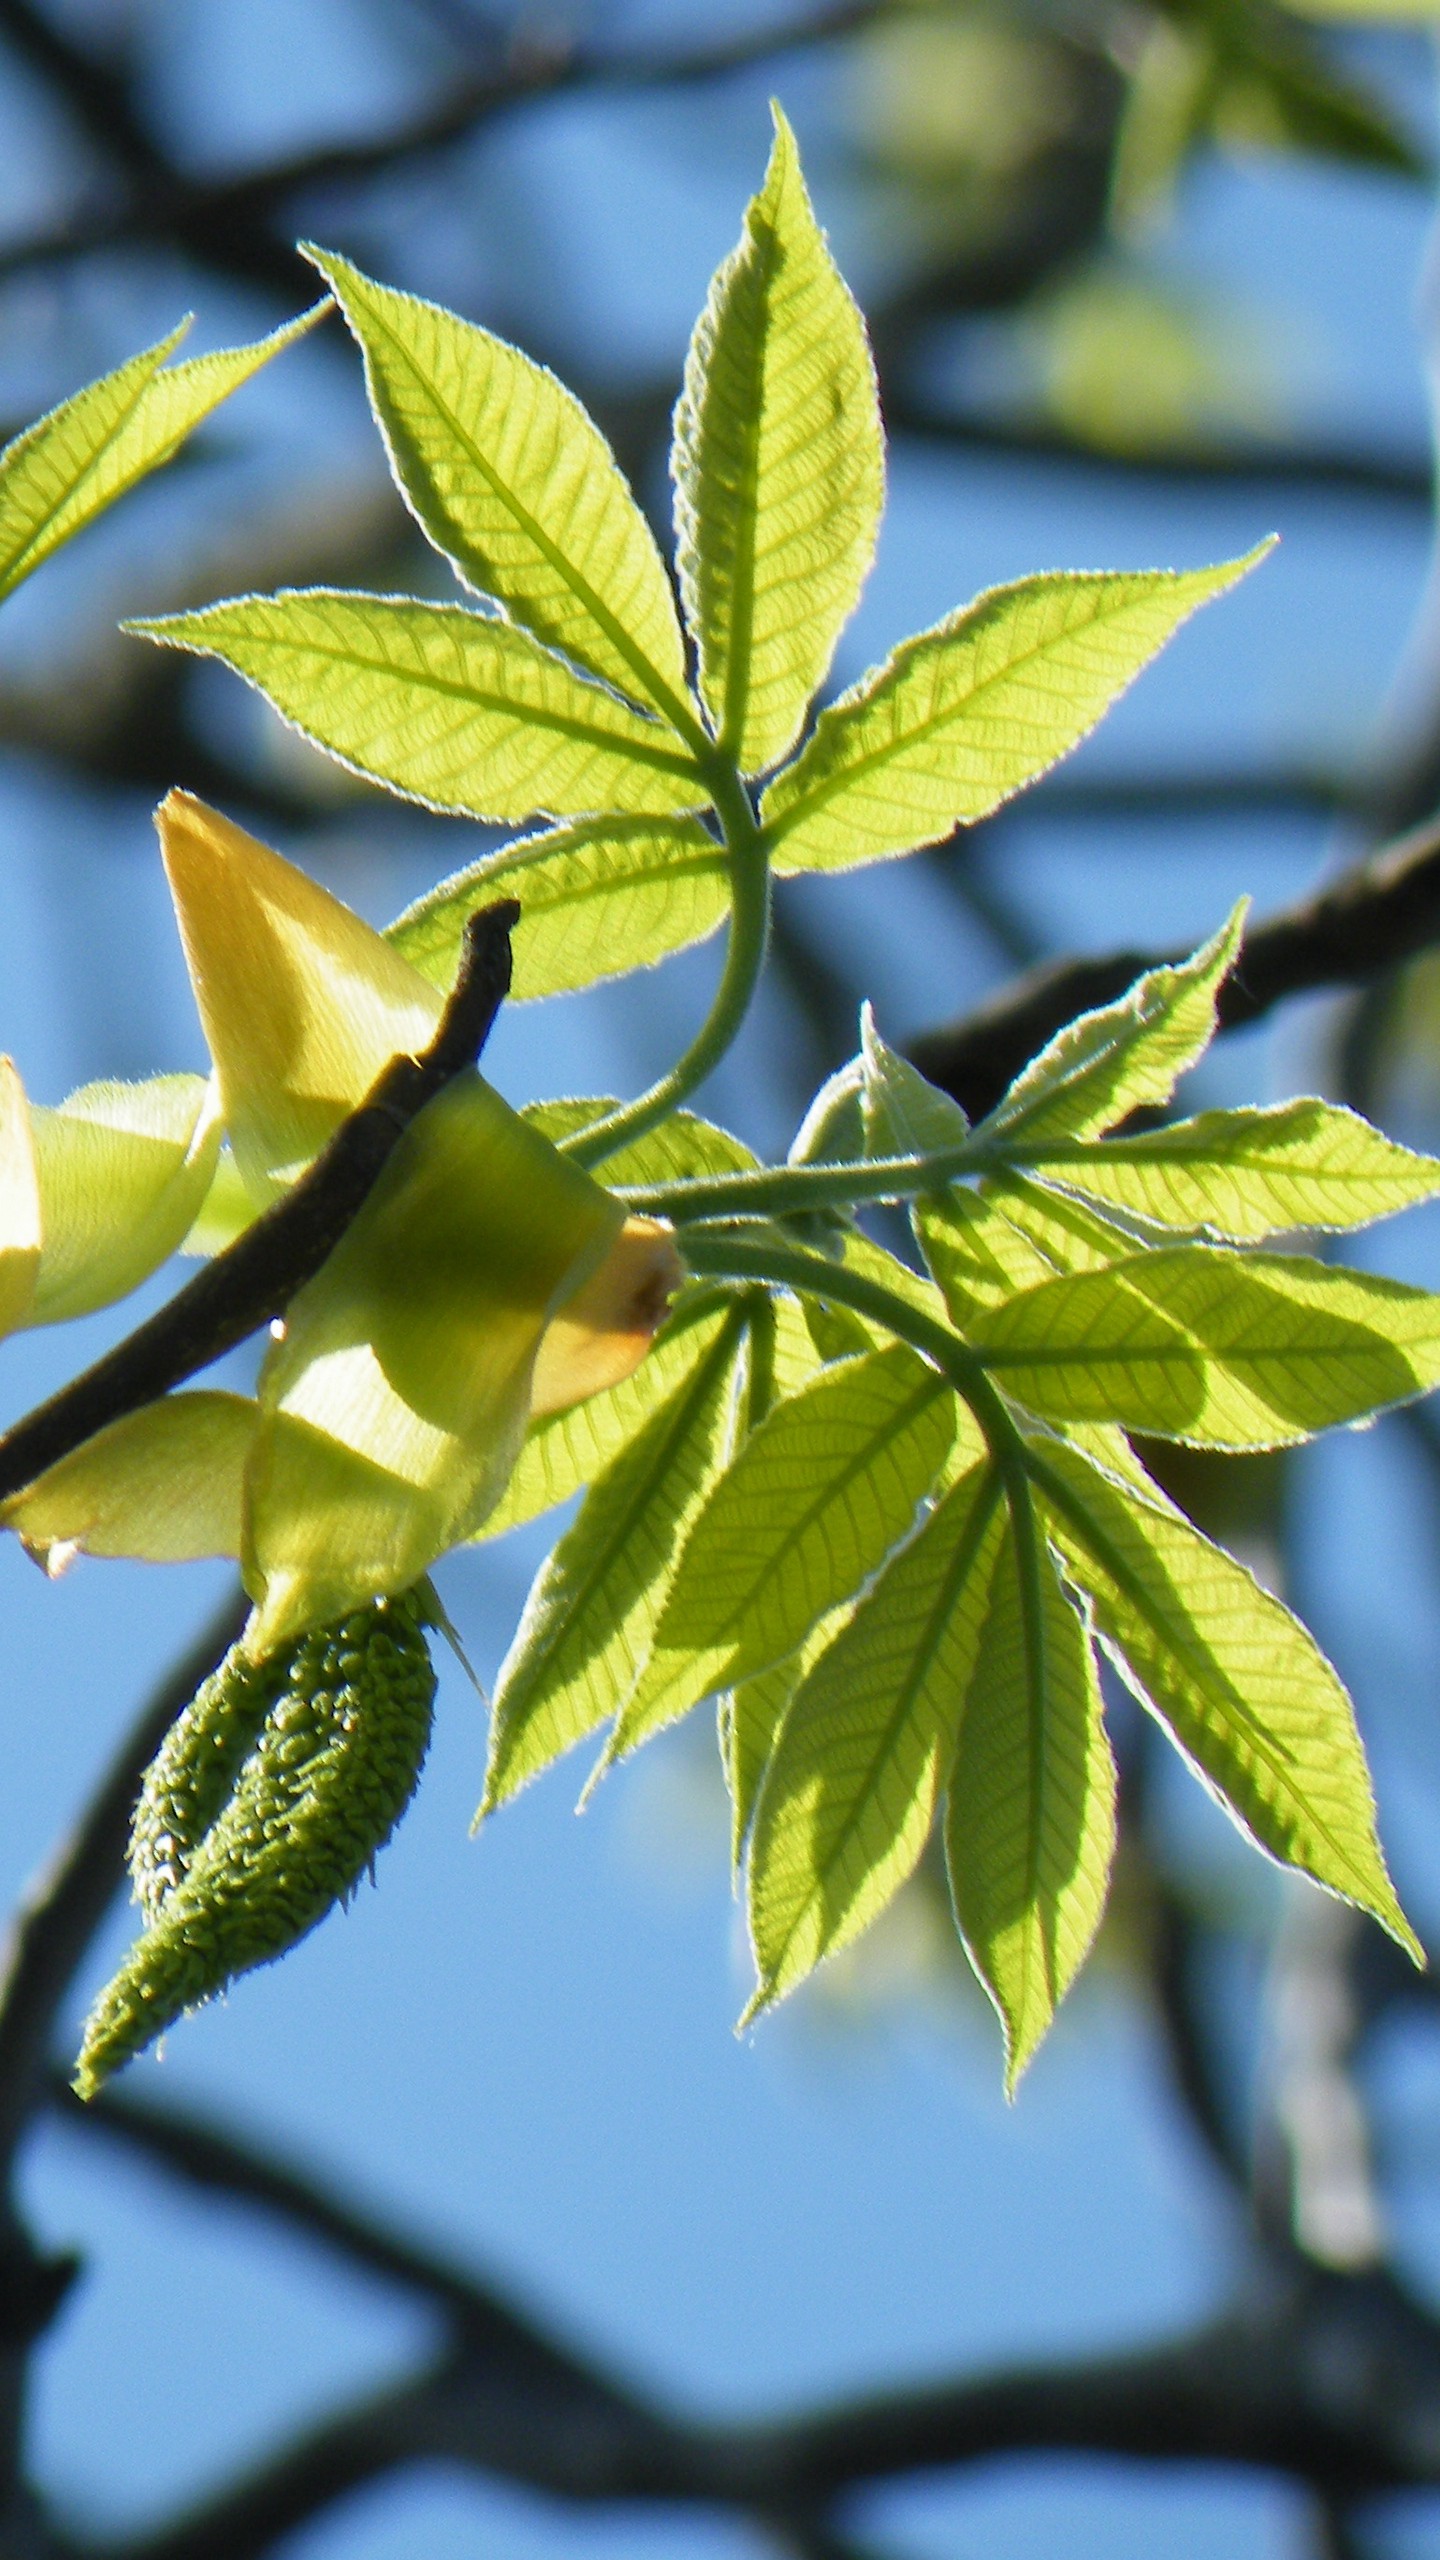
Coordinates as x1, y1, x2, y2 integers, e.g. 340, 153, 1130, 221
0, 897, 518, 1508
910, 811, 1440, 1120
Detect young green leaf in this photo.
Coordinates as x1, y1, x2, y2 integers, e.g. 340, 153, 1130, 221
647, 1343, 962, 1695
0, 304, 323, 605
672, 104, 883, 774
789, 1055, 867, 1169
480, 1306, 746, 1812
387, 816, 729, 1001
944, 1516, 1116, 2088
131, 592, 707, 823
524, 1097, 758, 1186
1034, 1437, 1418, 1956
860, 1003, 969, 1160
744, 1460, 1004, 2016
970, 1247, 1440, 1448
1013, 1099, 1440, 1240
305, 248, 694, 726
761, 559, 1268, 873
725, 1605, 845, 1870
980, 906, 1245, 1147
916, 1179, 1136, 1324
29, 1074, 220, 1324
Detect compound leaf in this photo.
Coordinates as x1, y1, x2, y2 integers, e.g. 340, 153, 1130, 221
1035, 1437, 1417, 1955
745, 1460, 1004, 2015
971, 1247, 1440, 1447
132, 593, 706, 823
387, 816, 729, 1000
480, 1306, 745, 1810
307, 248, 692, 721
945, 1514, 1116, 2087
762, 558, 1266, 873
672, 105, 883, 774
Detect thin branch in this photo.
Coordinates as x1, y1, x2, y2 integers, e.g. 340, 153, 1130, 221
0, 896, 518, 1507
910, 810, 1440, 1120
0, 1587, 247, 2179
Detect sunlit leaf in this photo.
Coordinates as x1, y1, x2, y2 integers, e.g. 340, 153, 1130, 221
970, 1246, 1440, 1448
672, 104, 883, 773
307, 247, 693, 720
0, 1056, 40, 1337
387, 815, 729, 1001
1035, 1436, 1418, 1954
0, 303, 323, 604
860, 1002, 969, 1159
480, 1305, 746, 1812
1014, 1099, 1440, 1239
980, 906, 1244, 1147
744, 1460, 1004, 2017
761, 559, 1267, 873
132, 592, 707, 824
944, 1515, 1116, 2087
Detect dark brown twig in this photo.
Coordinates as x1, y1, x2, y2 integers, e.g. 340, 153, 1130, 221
0, 898, 518, 1508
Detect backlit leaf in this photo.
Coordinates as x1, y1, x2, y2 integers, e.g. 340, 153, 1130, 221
480, 1305, 745, 1811
0, 1057, 39, 1336
745, 1461, 1004, 2014
980, 906, 1244, 1146
761, 559, 1266, 873
971, 1247, 1440, 1447
308, 247, 692, 721
672, 105, 883, 773
1016, 1099, 1440, 1239
387, 815, 729, 1001
30, 1074, 220, 1323
132, 592, 707, 823
0, 1390, 256, 1568
1034, 1436, 1417, 1954
860, 1003, 969, 1160
0, 304, 323, 604
945, 1515, 1116, 2086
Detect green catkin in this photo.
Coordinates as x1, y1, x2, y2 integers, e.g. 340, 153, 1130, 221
75, 1590, 436, 2096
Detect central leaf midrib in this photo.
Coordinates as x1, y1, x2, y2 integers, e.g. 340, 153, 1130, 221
0, 341, 173, 597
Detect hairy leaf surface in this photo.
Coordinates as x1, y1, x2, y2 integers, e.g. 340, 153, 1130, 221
1035, 1438, 1416, 1952
387, 816, 729, 999
307, 249, 692, 720
672, 106, 883, 773
133, 593, 706, 822
745, 1461, 1005, 2015
30, 1074, 219, 1324
761, 561, 1265, 873
860, 1003, 969, 1159
971, 1247, 1440, 1446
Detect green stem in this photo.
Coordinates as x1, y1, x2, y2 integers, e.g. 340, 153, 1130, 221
613, 1140, 983, 1222
561, 758, 770, 1172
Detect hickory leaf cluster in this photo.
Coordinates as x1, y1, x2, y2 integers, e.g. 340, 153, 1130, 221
0, 110, 1433, 2090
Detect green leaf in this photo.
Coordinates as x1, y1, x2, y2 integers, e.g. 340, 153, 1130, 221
130, 592, 707, 823
981, 906, 1245, 1147
672, 105, 883, 774
789, 1056, 867, 1169
387, 815, 729, 1002
1014, 1099, 1440, 1240
0, 304, 323, 605
305, 247, 693, 723
0, 1056, 40, 1337
744, 1460, 1007, 2015
725, 1606, 845, 1870
648, 1343, 963, 1692
944, 1514, 1116, 2087
0, 1389, 256, 1567
480, 1306, 746, 1810
860, 1002, 969, 1160
1034, 1436, 1418, 1956
524, 1097, 758, 1187
30, 1074, 220, 1324
971, 1246, 1440, 1448
475, 1292, 735, 1543
761, 557, 1268, 873
916, 1179, 1137, 1324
